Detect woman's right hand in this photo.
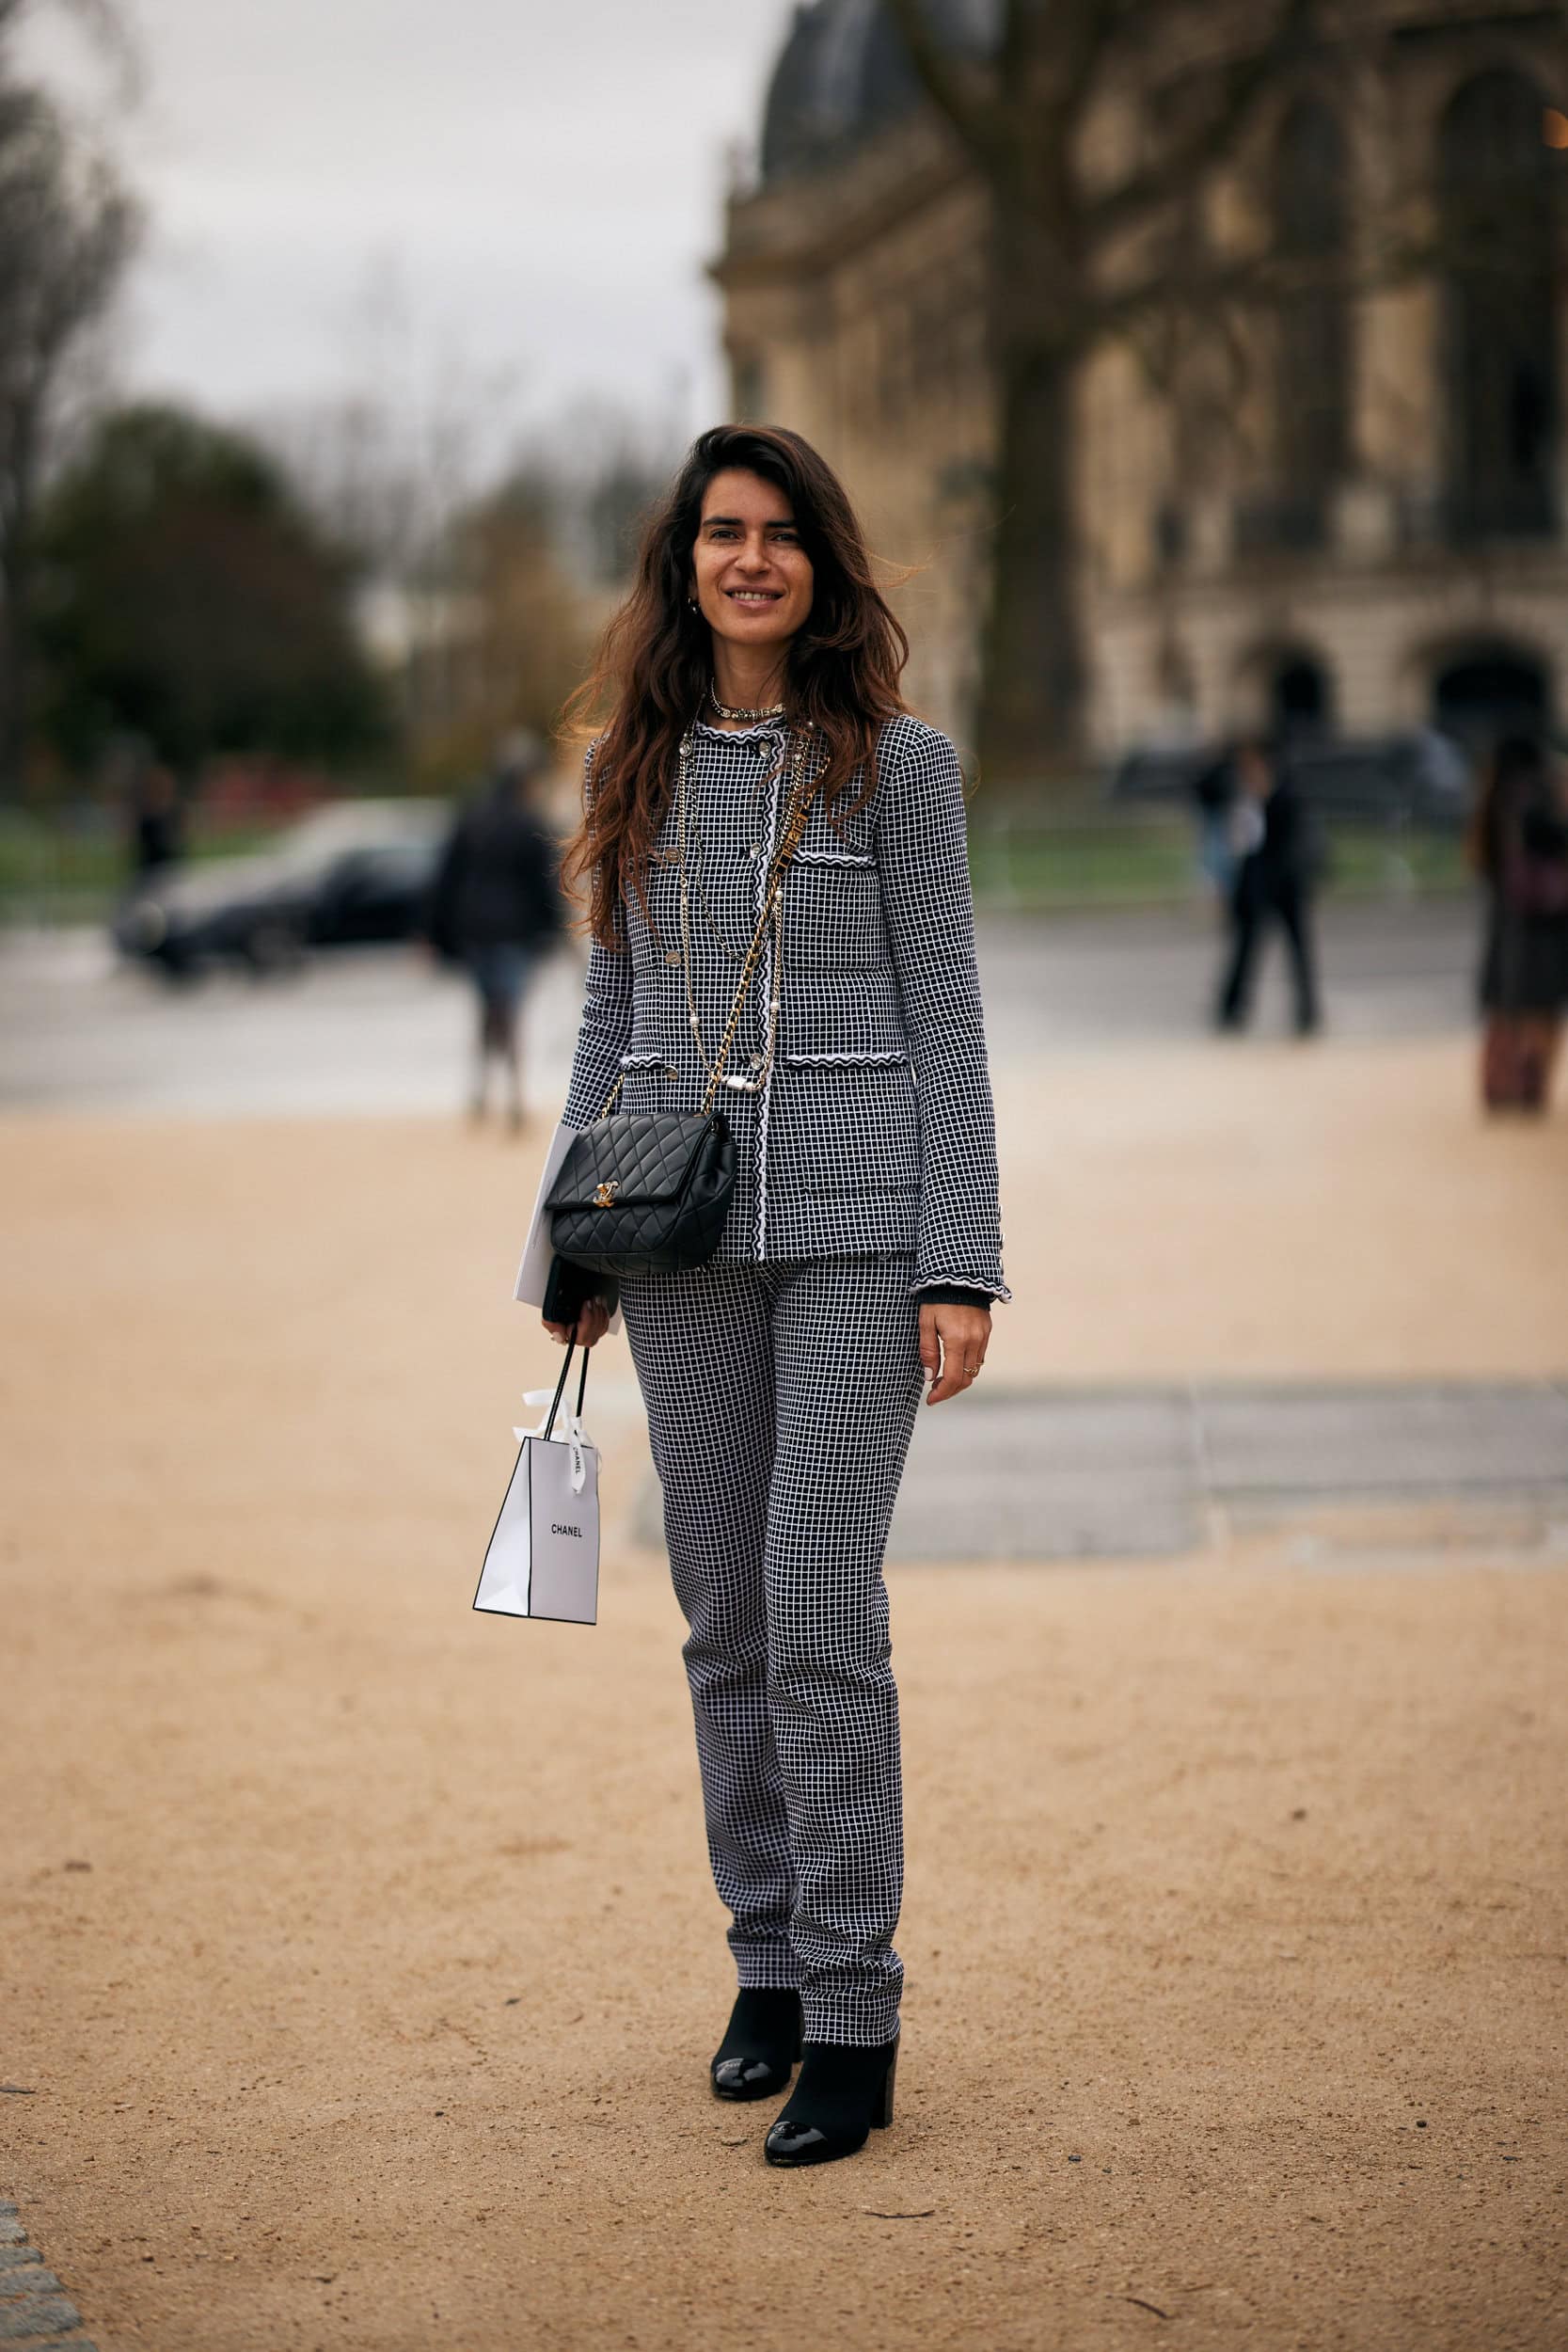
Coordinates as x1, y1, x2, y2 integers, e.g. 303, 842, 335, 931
543, 1300, 612, 1350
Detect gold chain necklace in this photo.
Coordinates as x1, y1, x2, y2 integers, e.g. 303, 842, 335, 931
685, 734, 790, 959
677, 725, 812, 1098
708, 678, 785, 724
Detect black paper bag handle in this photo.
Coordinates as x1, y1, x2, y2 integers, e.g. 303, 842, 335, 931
542, 1339, 591, 1441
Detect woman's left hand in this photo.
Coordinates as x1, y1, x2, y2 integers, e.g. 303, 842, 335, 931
544, 1300, 614, 1350
919, 1301, 991, 1405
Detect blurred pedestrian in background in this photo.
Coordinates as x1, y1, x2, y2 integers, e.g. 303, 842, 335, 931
1213, 736, 1322, 1037
1190, 742, 1239, 901
427, 730, 563, 1131
128, 759, 184, 885
1470, 734, 1568, 1114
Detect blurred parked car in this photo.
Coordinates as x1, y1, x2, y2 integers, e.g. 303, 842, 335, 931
115, 800, 448, 978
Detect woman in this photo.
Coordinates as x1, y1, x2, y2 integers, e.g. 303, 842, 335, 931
542, 424, 1007, 2168
1470, 735, 1568, 1112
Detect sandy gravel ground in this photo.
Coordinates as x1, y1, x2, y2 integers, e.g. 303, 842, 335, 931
3, 1037, 1566, 2352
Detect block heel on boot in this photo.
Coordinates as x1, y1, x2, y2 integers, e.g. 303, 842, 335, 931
710, 1988, 803, 2102
763, 2034, 899, 2167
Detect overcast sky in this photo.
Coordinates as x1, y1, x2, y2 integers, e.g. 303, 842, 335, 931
24, 0, 798, 453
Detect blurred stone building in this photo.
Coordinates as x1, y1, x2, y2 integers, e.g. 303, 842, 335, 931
715, 0, 1568, 760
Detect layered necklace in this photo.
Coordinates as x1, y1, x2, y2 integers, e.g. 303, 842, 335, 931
675, 722, 813, 1096
708, 677, 785, 725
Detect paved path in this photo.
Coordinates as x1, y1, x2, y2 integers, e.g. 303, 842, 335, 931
880, 1379, 1568, 1561
0, 897, 1481, 1117
0, 2199, 93, 2348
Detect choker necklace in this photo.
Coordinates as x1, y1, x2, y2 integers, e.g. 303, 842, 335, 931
708, 678, 785, 724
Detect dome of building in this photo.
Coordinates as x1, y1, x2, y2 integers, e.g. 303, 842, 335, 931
759, 0, 1000, 184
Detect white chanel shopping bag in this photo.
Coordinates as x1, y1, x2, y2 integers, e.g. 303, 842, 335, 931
474, 1342, 599, 1626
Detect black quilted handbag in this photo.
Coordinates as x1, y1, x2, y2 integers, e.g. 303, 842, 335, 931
546, 1106, 739, 1276
546, 726, 813, 1280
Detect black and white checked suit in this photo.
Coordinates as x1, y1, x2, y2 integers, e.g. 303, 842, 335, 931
560, 713, 1007, 2045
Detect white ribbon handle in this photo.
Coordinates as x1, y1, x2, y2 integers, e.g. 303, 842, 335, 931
515, 1389, 591, 1494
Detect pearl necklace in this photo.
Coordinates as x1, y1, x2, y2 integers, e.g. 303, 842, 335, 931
708, 678, 785, 724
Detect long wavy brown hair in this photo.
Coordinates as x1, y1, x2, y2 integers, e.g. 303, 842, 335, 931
560, 424, 910, 945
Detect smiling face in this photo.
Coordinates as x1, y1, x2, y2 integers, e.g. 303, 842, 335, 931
689, 468, 815, 660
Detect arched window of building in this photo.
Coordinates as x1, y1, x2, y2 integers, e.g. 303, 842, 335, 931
1432, 641, 1551, 753
1272, 650, 1333, 736
1235, 640, 1337, 738
1272, 98, 1353, 543
1439, 71, 1559, 541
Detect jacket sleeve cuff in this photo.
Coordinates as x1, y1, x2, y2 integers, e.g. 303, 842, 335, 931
912, 1279, 1009, 1308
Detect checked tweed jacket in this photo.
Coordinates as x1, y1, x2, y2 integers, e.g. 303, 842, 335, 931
561, 710, 1008, 1301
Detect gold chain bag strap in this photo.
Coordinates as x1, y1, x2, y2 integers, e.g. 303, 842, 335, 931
546, 726, 816, 1278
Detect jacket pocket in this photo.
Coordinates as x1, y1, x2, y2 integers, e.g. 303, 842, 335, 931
779, 965, 909, 1061
769, 1053, 920, 1199
783, 855, 882, 969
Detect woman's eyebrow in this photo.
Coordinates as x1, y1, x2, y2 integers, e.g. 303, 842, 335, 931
700, 514, 797, 531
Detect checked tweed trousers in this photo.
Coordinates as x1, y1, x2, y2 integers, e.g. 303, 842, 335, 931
619, 1253, 926, 2047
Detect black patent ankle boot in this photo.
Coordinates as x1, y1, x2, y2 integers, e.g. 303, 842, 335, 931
763, 2033, 899, 2166
710, 1988, 803, 2102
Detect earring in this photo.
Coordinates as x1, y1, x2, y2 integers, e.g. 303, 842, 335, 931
687, 596, 700, 612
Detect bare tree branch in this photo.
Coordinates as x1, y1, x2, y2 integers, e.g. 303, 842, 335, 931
1087, 0, 1321, 244
1028, 0, 1141, 134
1101, 208, 1477, 342
879, 0, 1005, 156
